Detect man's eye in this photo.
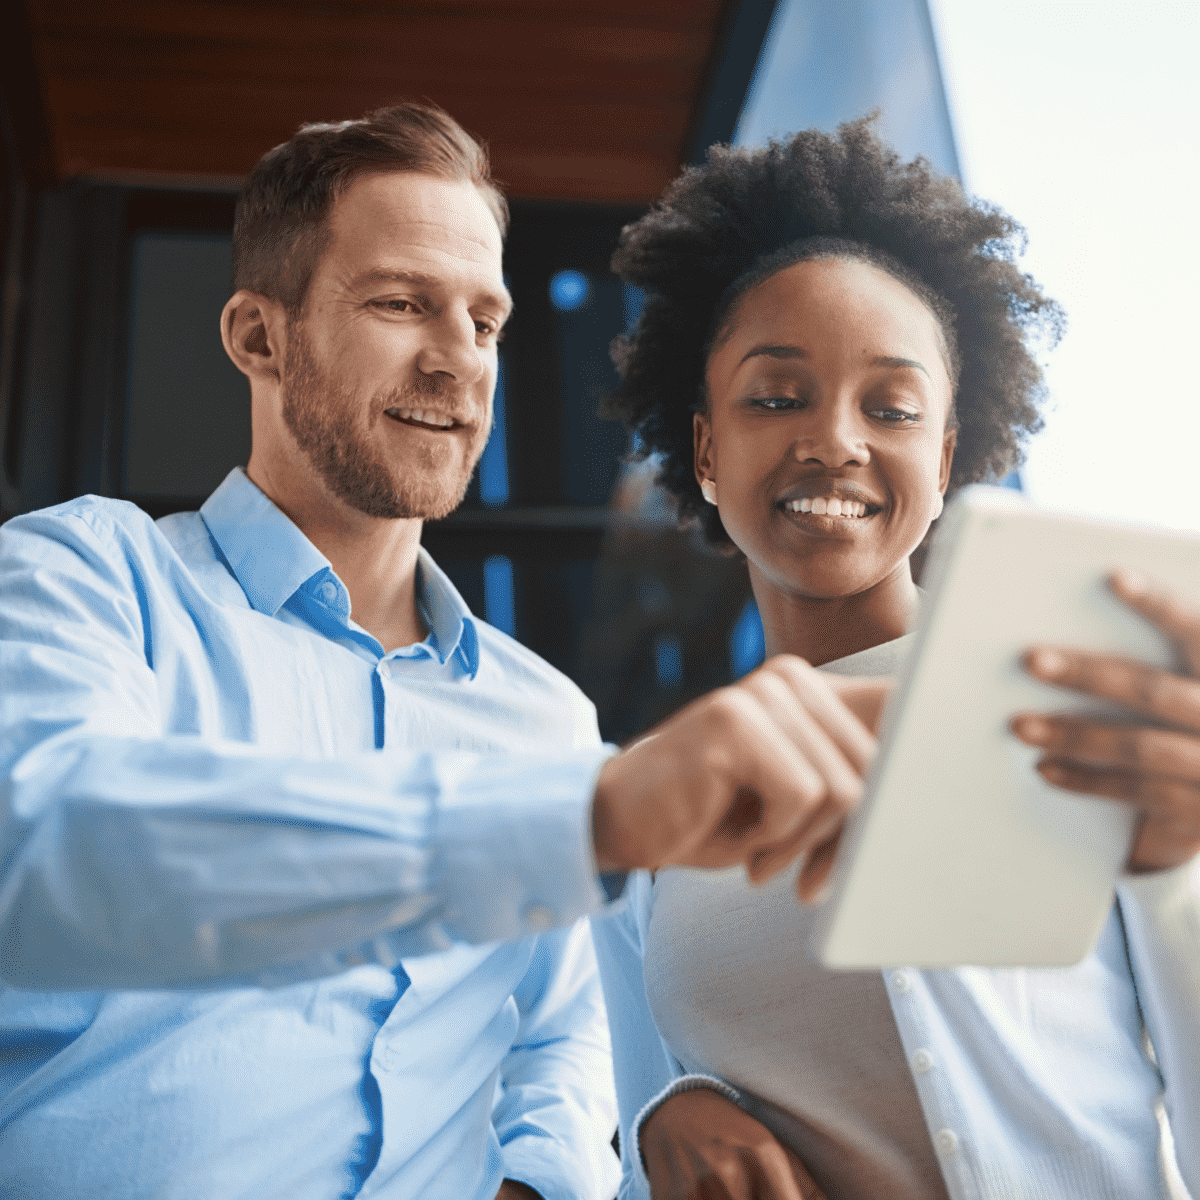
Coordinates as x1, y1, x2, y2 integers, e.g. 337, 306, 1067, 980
374, 299, 417, 313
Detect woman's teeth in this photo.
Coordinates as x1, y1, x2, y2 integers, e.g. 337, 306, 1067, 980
784, 497, 868, 518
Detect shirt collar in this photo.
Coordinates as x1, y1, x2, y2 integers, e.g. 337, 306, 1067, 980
201, 468, 329, 617
201, 468, 480, 677
416, 547, 480, 678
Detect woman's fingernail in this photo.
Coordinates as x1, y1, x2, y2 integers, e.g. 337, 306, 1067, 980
1113, 569, 1147, 597
1013, 716, 1053, 744
1038, 761, 1066, 785
1027, 648, 1068, 678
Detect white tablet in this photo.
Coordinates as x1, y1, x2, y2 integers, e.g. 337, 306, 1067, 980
813, 485, 1200, 969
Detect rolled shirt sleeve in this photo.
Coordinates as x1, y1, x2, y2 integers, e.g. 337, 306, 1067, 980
1118, 859, 1200, 1196
494, 920, 621, 1200
0, 500, 612, 991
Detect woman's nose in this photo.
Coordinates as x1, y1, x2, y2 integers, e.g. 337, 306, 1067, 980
794, 406, 869, 466
416, 309, 487, 384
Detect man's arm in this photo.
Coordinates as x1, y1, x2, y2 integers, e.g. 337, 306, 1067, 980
0, 507, 605, 988
1, 506, 873, 991
491, 921, 620, 1200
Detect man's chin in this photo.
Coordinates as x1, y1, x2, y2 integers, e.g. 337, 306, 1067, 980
337, 479, 473, 523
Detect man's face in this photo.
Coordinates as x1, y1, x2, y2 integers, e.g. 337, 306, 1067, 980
280, 171, 510, 520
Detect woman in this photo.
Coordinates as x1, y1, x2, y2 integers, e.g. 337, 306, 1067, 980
590, 120, 1200, 1199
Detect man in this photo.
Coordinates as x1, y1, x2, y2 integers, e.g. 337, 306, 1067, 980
0, 105, 875, 1198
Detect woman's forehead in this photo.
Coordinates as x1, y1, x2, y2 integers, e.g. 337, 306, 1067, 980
711, 257, 954, 391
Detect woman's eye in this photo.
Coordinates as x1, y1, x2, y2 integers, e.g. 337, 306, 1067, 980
751, 395, 802, 411
871, 408, 920, 424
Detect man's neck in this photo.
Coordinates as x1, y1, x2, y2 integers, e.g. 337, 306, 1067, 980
313, 517, 426, 654
246, 460, 427, 653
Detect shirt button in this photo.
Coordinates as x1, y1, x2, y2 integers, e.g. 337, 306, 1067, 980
934, 1129, 959, 1157
891, 970, 912, 994
378, 660, 392, 680
320, 581, 338, 603
911, 1048, 935, 1075
522, 903, 555, 932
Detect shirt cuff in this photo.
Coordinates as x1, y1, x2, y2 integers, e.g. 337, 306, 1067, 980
434, 749, 617, 944
500, 1140, 621, 1200
629, 1074, 746, 1196
1119, 853, 1200, 913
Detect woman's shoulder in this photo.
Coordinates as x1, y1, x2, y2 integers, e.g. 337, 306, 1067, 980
818, 631, 916, 677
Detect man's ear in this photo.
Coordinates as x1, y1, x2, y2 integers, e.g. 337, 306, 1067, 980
221, 290, 287, 383
694, 412, 715, 490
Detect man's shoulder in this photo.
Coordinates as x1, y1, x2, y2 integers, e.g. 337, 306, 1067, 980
0, 495, 208, 585
5, 493, 169, 543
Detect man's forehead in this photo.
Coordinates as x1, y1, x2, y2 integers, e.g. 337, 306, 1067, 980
328, 171, 503, 264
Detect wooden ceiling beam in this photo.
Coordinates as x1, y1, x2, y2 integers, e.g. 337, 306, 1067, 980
25, 0, 735, 201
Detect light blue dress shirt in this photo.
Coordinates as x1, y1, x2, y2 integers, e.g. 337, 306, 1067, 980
0, 468, 619, 1199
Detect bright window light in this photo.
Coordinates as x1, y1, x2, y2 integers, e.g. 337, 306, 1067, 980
929, 0, 1200, 529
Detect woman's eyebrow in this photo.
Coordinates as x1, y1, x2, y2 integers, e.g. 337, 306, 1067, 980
872, 354, 930, 378
737, 345, 931, 379
738, 343, 809, 366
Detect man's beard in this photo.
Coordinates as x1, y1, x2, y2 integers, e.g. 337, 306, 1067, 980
281, 324, 480, 521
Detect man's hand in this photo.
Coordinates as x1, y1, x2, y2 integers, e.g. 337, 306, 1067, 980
641, 1088, 827, 1200
591, 656, 878, 901
495, 1181, 542, 1200
1012, 570, 1200, 872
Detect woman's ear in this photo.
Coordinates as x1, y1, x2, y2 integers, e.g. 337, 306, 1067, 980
694, 412, 716, 500
221, 290, 286, 384
937, 427, 958, 504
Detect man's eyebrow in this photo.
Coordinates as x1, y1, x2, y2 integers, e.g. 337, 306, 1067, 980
872, 355, 930, 378
351, 268, 513, 317
738, 344, 809, 366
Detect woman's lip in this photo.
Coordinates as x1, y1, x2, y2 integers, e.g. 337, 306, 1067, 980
775, 495, 884, 518
775, 483, 883, 511
778, 505, 877, 527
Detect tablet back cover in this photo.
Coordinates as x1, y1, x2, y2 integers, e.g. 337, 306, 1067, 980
815, 486, 1200, 969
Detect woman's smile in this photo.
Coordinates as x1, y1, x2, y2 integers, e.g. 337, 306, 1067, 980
775, 477, 885, 529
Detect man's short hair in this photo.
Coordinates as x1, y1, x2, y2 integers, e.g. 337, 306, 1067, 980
232, 103, 508, 317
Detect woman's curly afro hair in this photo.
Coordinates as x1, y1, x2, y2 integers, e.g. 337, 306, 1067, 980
606, 118, 1064, 546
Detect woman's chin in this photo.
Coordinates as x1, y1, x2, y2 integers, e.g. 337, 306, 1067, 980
745, 542, 915, 604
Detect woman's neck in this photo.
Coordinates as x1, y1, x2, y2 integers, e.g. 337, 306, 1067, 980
753, 561, 918, 667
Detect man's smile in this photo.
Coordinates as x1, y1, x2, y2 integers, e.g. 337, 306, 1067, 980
383, 406, 466, 431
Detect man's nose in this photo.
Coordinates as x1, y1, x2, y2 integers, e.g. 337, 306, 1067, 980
416, 308, 487, 384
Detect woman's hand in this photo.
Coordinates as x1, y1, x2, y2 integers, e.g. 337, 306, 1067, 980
1012, 570, 1200, 872
641, 1088, 827, 1200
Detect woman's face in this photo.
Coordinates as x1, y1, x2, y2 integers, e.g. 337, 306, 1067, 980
697, 256, 956, 601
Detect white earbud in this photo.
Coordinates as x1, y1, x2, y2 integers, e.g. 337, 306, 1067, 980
700, 479, 718, 506
931, 493, 944, 519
